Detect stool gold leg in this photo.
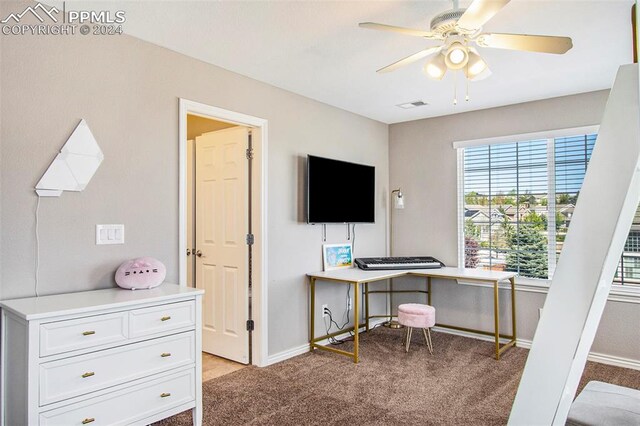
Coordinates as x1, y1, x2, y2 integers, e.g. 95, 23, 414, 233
405, 327, 413, 353
404, 327, 408, 351
427, 328, 433, 355
421, 328, 429, 351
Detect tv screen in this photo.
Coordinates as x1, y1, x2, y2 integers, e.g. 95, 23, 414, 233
307, 155, 375, 223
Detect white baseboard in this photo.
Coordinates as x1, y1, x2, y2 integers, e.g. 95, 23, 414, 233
587, 352, 640, 370
434, 327, 640, 371
432, 325, 514, 344
514, 338, 640, 371
266, 322, 640, 371
265, 342, 310, 366
264, 318, 387, 366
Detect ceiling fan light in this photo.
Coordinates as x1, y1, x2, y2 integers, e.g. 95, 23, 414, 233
423, 53, 447, 80
467, 64, 492, 81
445, 42, 469, 70
426, 64, 444, 79
472, 66, 492, 81
465, 51, 488, 78
449, 48, 465, 64
469, 60, 486, 75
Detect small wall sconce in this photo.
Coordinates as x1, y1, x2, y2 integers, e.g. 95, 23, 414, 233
392, 188, 405, 209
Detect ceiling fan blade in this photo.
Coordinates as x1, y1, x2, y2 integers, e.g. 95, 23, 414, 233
377, 47, 441, 73
456, 0, 511, 31
359, 22, 441, 39
476, 33, 573, 54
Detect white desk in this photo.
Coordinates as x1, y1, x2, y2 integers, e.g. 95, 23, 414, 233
307, 267, 517, 363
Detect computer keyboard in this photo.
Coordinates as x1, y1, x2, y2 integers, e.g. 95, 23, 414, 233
355, 256, 445, 270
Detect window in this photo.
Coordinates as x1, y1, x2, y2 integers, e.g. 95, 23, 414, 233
462, 139, 555, 279
553, 134, 596, 276
457, 127, 640, 285
617, 207, 640, 284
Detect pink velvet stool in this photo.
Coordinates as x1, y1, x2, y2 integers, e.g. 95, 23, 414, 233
397, 303, 435, 354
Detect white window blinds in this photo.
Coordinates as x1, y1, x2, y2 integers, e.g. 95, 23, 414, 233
457, 132, 616, 281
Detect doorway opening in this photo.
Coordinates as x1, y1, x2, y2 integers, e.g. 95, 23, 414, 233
179, 99, 268, 368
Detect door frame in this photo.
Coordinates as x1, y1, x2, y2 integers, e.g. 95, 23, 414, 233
178, 98, 268, 367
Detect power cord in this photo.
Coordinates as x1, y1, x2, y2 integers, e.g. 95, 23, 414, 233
323, 288, 353, 345
340, 286, 350, 328
322, 284, 382, 345
323, 310, 354, 345
352, 224, 356, 253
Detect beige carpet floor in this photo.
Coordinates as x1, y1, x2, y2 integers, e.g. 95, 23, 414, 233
156, 327, 640, 425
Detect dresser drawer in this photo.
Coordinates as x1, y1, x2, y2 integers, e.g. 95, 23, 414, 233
40, 312, 128, 357
129, 300, 195, 338
39, 368, 196, 426
39, 331, 195, 406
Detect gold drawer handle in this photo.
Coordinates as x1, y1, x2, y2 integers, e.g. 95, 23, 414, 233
82, 330, 96, 336
161, 352, 171, 358
82, 418, 95, 424
81, 372, 95, 378
160, 392, 171, 398
161, 316, 171, 322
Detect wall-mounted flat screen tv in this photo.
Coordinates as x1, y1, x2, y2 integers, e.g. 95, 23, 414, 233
307, 155, 375, 223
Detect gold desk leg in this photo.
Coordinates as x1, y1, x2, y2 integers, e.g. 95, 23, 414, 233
511, 277, 517, 342
388, 278, 394, 323
353, 281, 360, 363
493, 280, 500, 360
427, 277, 432, 306
365, 282, 370, 332
310, 277, 315, 352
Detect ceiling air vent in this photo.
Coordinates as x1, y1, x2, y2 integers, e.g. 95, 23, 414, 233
396, 100, 429, 109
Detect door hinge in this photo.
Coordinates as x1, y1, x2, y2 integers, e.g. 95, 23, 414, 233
246, 319, 254, 331
246, 233, 254, 245
246, 148, 254, 160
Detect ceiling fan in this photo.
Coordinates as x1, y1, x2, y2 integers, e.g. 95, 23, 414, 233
360, 0, 573, 81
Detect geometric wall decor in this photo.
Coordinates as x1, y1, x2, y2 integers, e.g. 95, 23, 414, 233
35, 119, 103, 197
509, 63, 640, 424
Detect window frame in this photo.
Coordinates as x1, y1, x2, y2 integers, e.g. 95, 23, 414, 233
453, 125, 640, 300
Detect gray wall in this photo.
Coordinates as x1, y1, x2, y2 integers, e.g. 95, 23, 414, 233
389, 90, 640, 362
0, 15, 389, 355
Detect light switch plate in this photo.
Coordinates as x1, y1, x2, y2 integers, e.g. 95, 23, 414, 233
96, 224, 124, 245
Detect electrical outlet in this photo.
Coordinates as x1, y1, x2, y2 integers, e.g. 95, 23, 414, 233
322, 304, 329, 318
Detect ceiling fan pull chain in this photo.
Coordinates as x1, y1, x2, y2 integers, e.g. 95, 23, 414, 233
453, 71, 458, 105
465, 70, 470, 102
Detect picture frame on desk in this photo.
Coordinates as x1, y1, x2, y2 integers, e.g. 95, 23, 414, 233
322, 243, 353, 271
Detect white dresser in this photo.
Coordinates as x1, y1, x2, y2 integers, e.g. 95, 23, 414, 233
0, 284, 204, 426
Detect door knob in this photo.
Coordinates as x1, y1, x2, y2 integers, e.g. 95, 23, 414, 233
195, 250, 203, 258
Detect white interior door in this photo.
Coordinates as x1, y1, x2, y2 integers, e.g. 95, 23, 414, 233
186, 139, 195, 288
195, 127, 249, 364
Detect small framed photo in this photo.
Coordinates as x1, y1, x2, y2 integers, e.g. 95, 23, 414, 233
323, 243, 354, 271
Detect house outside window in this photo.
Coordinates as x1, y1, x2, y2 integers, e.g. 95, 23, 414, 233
456, 127, 640, 285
